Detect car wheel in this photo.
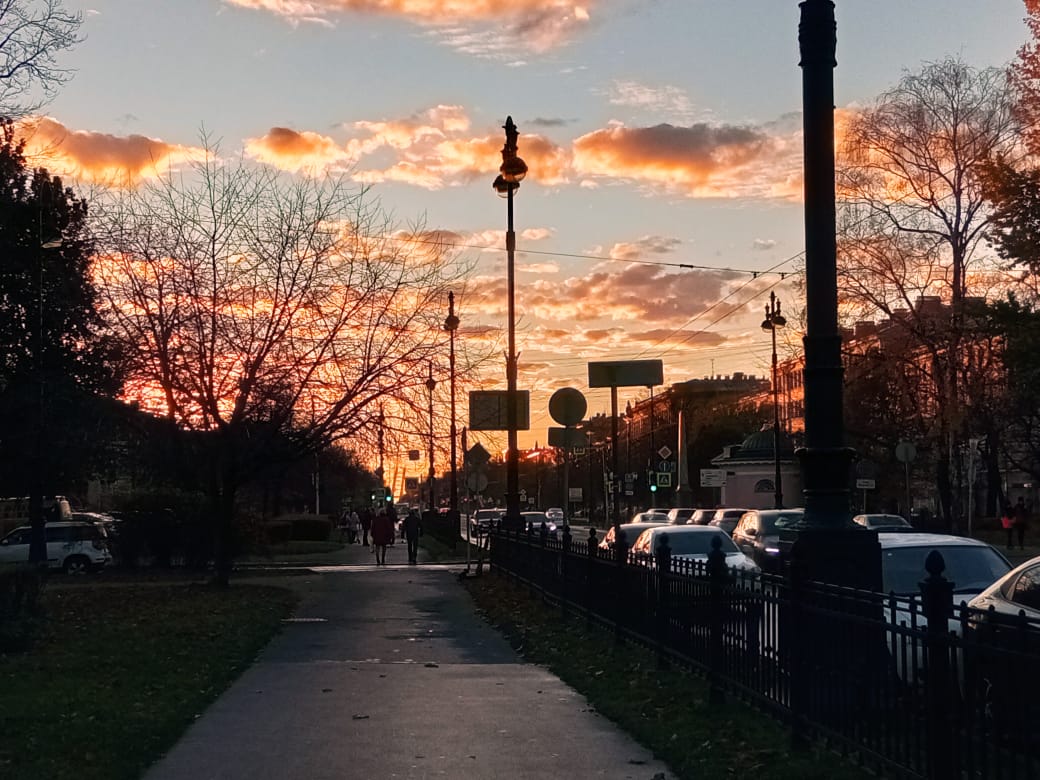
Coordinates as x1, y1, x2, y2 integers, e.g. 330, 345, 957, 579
63, 555, 91, 574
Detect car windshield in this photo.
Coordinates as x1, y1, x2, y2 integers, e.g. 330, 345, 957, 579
882, 545, 1011, 595
761, 511, 803, 534
659, 531, 738, 556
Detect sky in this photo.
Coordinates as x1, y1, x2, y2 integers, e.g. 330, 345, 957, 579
24, 0, 1033, 456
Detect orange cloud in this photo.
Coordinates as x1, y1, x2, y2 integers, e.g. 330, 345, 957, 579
245, 127, 352, 172
572, 121, 802, 200
16, 117, 207, 184
224, 1, 594, 54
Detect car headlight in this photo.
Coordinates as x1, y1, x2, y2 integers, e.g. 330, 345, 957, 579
765, 547, 780, 555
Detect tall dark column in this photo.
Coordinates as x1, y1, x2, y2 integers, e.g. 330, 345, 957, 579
781, 0, 880, 590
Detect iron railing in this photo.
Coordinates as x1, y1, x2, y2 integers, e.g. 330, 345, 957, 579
488, 526, 1040, 780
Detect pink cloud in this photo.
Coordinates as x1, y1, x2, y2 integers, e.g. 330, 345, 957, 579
245, 127, 352, 172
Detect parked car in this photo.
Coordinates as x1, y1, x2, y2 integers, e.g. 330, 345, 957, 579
967, 554, 1040, 619
853, 513, 913, 532
0, 521, 112, 573
521, 511, 557, 538
731, 508, 804, 573
628, 525, 759, 572
630, 511, 669, 524
689, 509, 715, 525
666, 507, 699, 525
470, 508, 504, 536
545, 507, 564, 522
708, 507, 749, 536
878, 533, 1011, 599
598, 522, 668, 553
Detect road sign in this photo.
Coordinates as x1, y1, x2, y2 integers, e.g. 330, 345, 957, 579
588, 359, 664, 388
466, 473, 488, 492
895, 441, 917, 463
548, 427, 588, 449
856, 478, 876, 490
700, 468, 726, 487
656, 472, 672, 488
658, 460, 675, 473
464, 442, 491, 467
408, 449, 420, 461
548, 387, 587, 426
469, 390, 531, 431
657, 446, 672, 460
405, 477, 419, 491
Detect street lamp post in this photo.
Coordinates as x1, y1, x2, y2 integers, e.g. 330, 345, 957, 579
444, 291, 460, 548
425, 362, 437, 513
762, 291, 787, 509
493, 116, 528, 530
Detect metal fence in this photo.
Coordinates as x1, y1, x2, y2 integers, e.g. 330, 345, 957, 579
488, 526, 1040, 780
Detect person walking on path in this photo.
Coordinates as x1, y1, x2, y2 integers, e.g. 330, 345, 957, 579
371, 508, 394, 565
403, 508, 422, 564
1014, 497, 1030, 550
359, 506, 373, 547
1002, 502, 1015, 549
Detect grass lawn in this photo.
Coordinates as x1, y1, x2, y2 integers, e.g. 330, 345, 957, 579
0, 576, 297, 780
464, 572, 874, 780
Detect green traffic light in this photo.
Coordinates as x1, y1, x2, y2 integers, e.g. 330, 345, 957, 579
650, 484, 657, 492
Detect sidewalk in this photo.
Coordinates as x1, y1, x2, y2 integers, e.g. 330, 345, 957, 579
144, 541, 675, 779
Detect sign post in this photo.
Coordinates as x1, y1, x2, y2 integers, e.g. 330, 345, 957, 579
548, 387, 588, 528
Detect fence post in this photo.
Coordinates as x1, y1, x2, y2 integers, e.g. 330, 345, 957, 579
614, 529, 629, 644
655, 534, 671, 669
920, 549, 954, 780
586, 528, 597, 628
707, 535, 727, 707
559, 525, 572, 617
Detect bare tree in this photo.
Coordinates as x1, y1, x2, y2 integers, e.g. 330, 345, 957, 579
837, 58, 1020, 529
91, 144, 471, 583
0, 0, 82, 117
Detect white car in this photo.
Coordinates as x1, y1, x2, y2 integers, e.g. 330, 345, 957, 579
545, 507, 564, 522
0, 521, 112, 573
628, 525, 759, 572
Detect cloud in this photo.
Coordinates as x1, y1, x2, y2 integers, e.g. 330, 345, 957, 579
223, 0, 595, 56
244, 127, 352, 172
752, 238, 777, 251
606, 80, 697, 123
572, 121, 803, 200
347, 108, 570, 188
606, 235, 683, 261
16, 117, 207, 184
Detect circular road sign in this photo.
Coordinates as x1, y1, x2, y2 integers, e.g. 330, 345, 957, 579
466, 472, 489, 492
549, 387, 587, 426
894, 441, 917, 463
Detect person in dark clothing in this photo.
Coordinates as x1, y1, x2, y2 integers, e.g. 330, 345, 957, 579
403, 508, 422, 564
359, 507, 373, 547
1014, 497, 1030, 550
371, 509, 394, 565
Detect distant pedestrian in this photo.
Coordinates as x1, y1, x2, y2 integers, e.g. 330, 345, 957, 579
1014, 497, 1030, 550
347, 510, 360, 544
387, 503, 399, 546
403, 508, 422, 564
1002, 502, 1015, 549
371, 508, 394, 565
359, 507, 373, 547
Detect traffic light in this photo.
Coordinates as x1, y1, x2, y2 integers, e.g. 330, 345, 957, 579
384, 487, 393, 503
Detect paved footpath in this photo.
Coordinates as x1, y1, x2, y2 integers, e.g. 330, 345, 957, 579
145, 541, 676, 780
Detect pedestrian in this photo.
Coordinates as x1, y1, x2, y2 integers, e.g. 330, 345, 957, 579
348, 509, 360, 544
371, 508, 394, 565
1001, 502, 1015, 550
1014, 497, 1030, 550
387, 502, 399, 546
403, 508, 422, 564
359, 507, 373, 547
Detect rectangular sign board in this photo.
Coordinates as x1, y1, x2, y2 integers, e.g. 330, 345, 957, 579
468, 390, 531, 431
587, 359, 664, 388
855, 478, 876, 490
548, 427, 588, 449
568, 487, 583, 500
700, 468, 727, 487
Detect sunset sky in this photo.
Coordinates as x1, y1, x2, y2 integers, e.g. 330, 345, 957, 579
25, 0, 1031, 458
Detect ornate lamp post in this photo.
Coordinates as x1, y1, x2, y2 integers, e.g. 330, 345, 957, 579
493, 116, 527, 529
762, 291, 787, 509
444, 291, 460, 546
425, 362, 437, 513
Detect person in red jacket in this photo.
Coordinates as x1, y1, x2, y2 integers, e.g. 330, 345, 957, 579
371, 508, 395, 565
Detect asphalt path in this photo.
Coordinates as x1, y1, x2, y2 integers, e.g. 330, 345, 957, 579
144, 549, 675, 780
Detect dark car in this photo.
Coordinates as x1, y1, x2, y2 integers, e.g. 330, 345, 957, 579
666, 507, 699, 525
852, 513, 912, 532
707, 507, 748, 536
731, 508, 804, 572
598, 521, 668, 553
689, 509, 715, 525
